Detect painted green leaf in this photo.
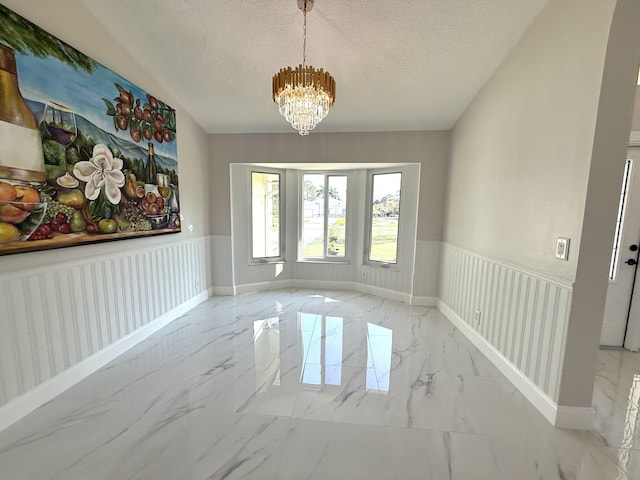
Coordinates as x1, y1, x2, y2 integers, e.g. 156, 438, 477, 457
0, 4, 97, 72
102, 98, 116, 116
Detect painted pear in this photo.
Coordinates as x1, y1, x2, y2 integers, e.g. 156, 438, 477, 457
58, 189, 85, 209
124, 172, 139, 200
69, 210, 86, 233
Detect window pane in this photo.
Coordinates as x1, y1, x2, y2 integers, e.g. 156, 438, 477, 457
327, 176, 347, 257
302, 174, 325, 257
369, 172, 401, 263
251, 172, 280, 258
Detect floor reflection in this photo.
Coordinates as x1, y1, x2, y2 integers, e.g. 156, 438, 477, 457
367, 323, 392, 393
618, 373, 640, 474
253, 317, 281, 394
252, 312, 393, 393
300, 313, 344, 386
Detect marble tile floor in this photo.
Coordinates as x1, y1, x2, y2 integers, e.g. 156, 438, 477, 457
0, 289, 639, 479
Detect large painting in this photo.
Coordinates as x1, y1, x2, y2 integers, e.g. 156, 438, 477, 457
0, 3, 180, 255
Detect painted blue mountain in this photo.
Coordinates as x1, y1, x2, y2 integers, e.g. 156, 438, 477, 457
26, 99, 178, 172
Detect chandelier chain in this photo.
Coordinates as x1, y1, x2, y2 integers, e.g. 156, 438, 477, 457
302, 2, 307, 67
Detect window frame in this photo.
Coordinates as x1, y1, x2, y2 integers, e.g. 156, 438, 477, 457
364, 168, 403, 268
298, 170, 351, 263
249, 168, 285, 264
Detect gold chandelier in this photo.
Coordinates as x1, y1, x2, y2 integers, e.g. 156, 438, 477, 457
272, 0, 336, 136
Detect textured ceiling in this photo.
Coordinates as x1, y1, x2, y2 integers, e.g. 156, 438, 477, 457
75, 0, 549, 134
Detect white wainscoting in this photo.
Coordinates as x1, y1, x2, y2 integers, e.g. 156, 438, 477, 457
438, 243, 583, 426
292, 261, 356, 284
234, 263, 417, 300
232, 278, 413, 305
0, 236, 211, 429
359, 263, 410, 295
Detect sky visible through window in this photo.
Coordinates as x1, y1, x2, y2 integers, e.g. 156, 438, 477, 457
372, 172, 401, 200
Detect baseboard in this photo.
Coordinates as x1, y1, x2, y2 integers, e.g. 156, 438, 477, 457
211, 286, 234, 296
410, 295, 438, 306
353, 282, 412, 303
0, 290, 210, 433
234, 279, 293, 295
554, 406, 596, 429
291, 279, 356, 291
438, 300, 593, 430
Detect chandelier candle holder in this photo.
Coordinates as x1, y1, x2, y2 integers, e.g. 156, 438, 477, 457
272, 0, 336, 136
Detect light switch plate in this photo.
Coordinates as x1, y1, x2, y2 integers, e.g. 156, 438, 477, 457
555, 238, 570, 260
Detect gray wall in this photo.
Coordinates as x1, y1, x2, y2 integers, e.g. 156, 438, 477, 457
558, 0, 640, 406
444, 0, 619, 282
209, 131, 449, 241
631, 86, 640, 132
443, 0, 640, 410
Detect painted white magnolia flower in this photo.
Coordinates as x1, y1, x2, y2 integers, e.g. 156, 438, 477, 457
73, 144, 126, 205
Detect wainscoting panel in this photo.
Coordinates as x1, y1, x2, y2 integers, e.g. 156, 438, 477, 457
293, 262, 356, 283
361, 264, 412, 295
0, 236, 210, 409
439, 243, 573, 402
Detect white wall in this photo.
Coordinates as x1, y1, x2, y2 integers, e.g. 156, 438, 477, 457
441, 0, 640, 423
0, 0, 213, 419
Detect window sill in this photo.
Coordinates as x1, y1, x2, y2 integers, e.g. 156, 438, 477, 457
365, 262, 401, 272
249, 259, 285, 266
297, 259, 351, 265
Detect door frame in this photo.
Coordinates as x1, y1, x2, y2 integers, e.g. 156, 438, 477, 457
622, 135, 640, 350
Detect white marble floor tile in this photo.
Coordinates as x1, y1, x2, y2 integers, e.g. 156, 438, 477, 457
387, 426, 511, 480
458, 374, 632, 480
383, 371, 480, 432
600, 446, 640, 479
292, 365, 388, 425
275, 418, 334, 480
279, 419, 395, 480
592, 386, 640, 452
67, 410, 288, 480
0, 289, 639, 479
